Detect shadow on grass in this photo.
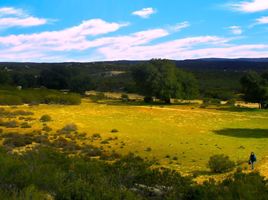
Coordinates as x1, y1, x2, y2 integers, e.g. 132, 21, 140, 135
90, 98, 195, 107
214, 128, 268, 138
216, 107, 261, 112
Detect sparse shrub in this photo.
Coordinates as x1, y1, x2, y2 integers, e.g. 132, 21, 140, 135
21, 122, 31, 128
0, 120, 19, 128
2, 133, 34, 147
13, 110, 33, 116
101, 139, 110, 144
42, 125, 52, 132
0, 128, 2, 133
173, 156, 178, 161
61, 123, 77, 132
208, 154, 235, 173
40, 115, 52, 122
91, 133, 101, 140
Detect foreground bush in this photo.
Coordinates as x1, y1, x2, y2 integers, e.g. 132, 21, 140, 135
208, 154, 236, 173
0, 148, 266, 199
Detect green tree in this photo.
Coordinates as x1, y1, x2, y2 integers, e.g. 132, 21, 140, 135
240, 71, 268, 109
132, 59, 199, 103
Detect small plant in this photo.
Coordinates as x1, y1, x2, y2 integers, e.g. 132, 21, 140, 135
165, 155, 170, 158
40, 115, 52, 122
92, 133, 101, 140
145, 147, 152, 152
173, 156, 178, 161
111, 129, 119, 133
208, 154, 235, 173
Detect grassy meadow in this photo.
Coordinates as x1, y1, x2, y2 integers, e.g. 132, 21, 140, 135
1, 96, 268, 177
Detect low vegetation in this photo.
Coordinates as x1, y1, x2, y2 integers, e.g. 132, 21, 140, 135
0, 87, 81, 105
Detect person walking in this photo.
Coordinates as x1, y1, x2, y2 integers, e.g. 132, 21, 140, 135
249, 152, 257, 170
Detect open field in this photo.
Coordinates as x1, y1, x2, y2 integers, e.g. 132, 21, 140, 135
1, 99, 268, 176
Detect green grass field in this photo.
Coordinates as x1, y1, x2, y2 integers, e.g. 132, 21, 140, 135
2, 98, 268, 176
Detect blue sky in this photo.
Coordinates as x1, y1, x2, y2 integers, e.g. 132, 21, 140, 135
1, 0, 268, 62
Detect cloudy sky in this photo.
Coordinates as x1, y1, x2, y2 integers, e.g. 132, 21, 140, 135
1, 0, 268, 62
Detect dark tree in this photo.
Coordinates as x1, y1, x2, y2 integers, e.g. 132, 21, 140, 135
132, 59, 199, 103
240, 71, 268, 109
0, 70, 11, 85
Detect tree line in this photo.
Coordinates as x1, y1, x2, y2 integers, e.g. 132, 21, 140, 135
0, 60, 268, 108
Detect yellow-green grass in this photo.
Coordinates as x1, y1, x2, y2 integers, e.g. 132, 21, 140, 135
1, 99, 268, 175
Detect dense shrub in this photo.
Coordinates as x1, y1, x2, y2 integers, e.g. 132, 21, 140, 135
208, 154, 236, 173
40, 114, 52, 122
144, 96, 153, 103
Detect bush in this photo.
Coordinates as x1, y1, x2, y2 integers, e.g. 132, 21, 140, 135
62, 124, 77, 132
208, 154, 235, 173
121, 94, 129, 102
40, 114, 52, 122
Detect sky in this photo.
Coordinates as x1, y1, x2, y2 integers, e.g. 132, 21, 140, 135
1, 0, 268, 62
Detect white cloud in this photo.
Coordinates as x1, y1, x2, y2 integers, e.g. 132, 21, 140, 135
0, 19, 129, 61
228, 26, 243, 35
170, 21, 190, 32
1, 17, 268, 62
0, 7, 25, 17
132, 7, 156, 18
0, 7, 48, 28
256, 16, 268, 24
0, 17, 47, 28
229, 0, 268, 13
